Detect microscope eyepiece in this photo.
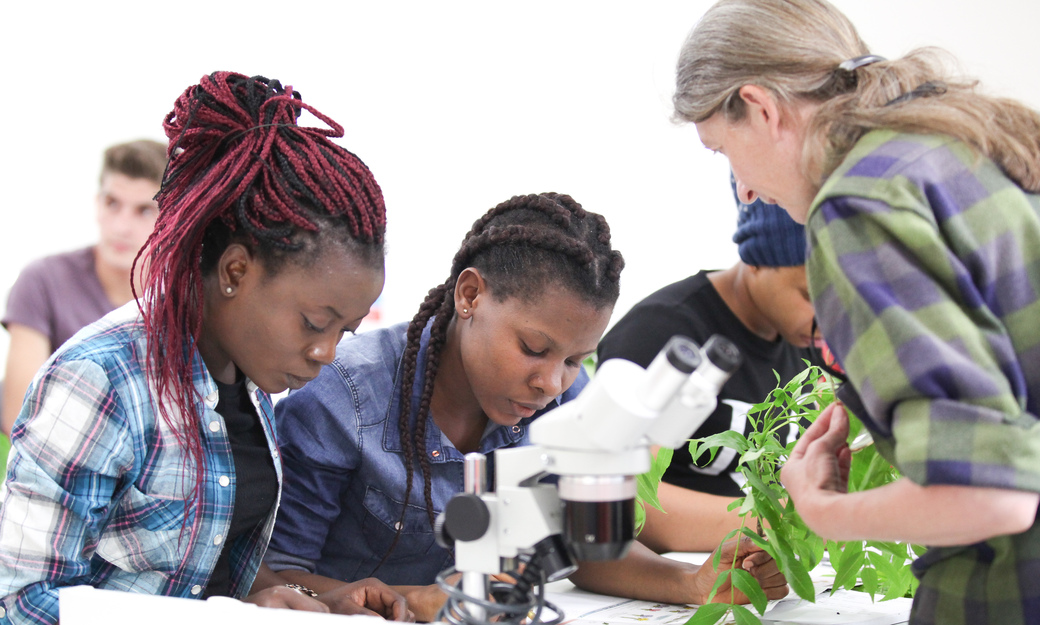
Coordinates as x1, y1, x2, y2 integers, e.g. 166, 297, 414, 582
702, 334, 742, 374
663, 335, 702, 374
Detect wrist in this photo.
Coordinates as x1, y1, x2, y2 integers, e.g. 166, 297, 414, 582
797, 489, 847, 540
683, 561, 715, 605
284, 583, 319, 598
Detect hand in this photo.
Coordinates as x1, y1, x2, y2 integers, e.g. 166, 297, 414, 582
780, 402, 851, 531
397, 574, 516, 622
694, 535, 789, 604
399, 582, 450, 623
318, 578, 415, 621
242, 585, 331, 612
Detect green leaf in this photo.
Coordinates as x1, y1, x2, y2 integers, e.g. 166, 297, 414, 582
684, 603, 731, 625
738, 527, 774, 555
673, 362, 921, 611
881, 561, 914, 601
832, 541, 864, 591
740, 447, 767, 464
652, 446, 674, 476
742, 470, 782, 512
694, 430, 751, 455
731, 604, 762, 625
860, 565, 879, 599
764, 528, 815, 601
705, 569, 731, 603
730, 568, 769, 615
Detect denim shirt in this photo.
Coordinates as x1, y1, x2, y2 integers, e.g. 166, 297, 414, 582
265, 321, 588, 585
0, 303, 282, 625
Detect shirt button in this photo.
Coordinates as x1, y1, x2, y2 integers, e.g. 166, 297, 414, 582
0, 606, 6, 618
431, 450, 440, 458
205, 392, 218, 404
208, 421, 220, 433
218, 476, 230, 487
214, 534, 224, 545
394, 522, 402, 530
191, 585, 202, 595
512, 425, 521, 433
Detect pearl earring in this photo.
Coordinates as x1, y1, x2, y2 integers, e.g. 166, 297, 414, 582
462, 308, 469, 314
225, 286, 233, 294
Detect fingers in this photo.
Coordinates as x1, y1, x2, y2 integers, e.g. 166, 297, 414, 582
392, 600, 416, 622
792, 402, 849, 460
736, 550, 789, 601
369, 587, 415, 621
838, 443, 853, 486
789, 404, 837, 460
825, 403, 849, 443
344, 580, 415, 620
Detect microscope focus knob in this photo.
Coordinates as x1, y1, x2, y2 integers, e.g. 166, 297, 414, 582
437, 493, 491, 546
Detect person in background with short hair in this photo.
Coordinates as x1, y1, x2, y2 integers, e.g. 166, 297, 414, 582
0, 72, 410, 624
1, 139, 167, 437
674, 0, 1040, 621
598, 179, 822, 553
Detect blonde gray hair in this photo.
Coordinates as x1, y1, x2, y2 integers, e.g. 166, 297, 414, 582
674, 0, 1040, 191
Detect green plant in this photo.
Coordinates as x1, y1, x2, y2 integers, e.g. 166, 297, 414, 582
662, 365, 921, 625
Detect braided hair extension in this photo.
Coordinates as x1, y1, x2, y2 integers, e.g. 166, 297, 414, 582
133, 72, 386, 547
378, 192, 624, 568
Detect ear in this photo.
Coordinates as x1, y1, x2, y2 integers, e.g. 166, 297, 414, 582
217, 243, 256, 296
454, 268, 487, 319
738, 84, 784, 141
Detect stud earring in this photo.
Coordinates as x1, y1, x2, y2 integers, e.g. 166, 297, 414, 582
462, 308, 469, 314
225, 286, 233, 294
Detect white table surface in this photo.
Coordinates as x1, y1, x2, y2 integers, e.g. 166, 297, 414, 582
58, 553, 912, 625
542, 552, 911, 625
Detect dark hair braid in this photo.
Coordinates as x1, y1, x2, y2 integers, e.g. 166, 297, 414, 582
133, 72, 386, 547
377, 192, 623, 566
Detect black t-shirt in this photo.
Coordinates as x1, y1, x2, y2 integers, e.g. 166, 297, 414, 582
597, 270, 819, 497
203, 376, 278, 598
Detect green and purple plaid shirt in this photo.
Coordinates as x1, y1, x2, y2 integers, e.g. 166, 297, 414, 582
807, 129, 1040, 625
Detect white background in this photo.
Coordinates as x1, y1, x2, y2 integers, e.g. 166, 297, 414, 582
2, 1, 1038, 366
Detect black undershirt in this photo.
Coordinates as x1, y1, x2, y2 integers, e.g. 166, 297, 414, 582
203, 375, 278, 597
598, 271, 820, 497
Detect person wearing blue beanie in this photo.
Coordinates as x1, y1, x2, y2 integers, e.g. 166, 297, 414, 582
732, 177, 807, 267
596, 176, 824, 552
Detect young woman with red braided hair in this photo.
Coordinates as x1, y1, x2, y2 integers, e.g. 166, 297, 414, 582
264, 192, 788, 621
0, 72, 411, 623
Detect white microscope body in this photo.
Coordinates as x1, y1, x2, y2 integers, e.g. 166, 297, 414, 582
436, 335, 741, 624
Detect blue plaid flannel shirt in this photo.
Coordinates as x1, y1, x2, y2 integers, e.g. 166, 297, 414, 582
0, 303, 282, 624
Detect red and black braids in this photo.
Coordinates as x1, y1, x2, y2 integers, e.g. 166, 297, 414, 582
133, 71, 386, 512
380, 192, 623, 565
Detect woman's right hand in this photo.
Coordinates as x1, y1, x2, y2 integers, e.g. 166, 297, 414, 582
397, 582, 450, 623
318, 578, 415, 621
779, 401, 852, 534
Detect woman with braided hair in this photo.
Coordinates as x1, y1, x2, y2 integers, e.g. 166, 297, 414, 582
0, 72, 410, 623
675, 0, 1040, 622
265, 192, 788, 621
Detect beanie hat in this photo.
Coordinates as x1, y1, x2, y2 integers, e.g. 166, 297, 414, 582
730, 176, 806, 267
